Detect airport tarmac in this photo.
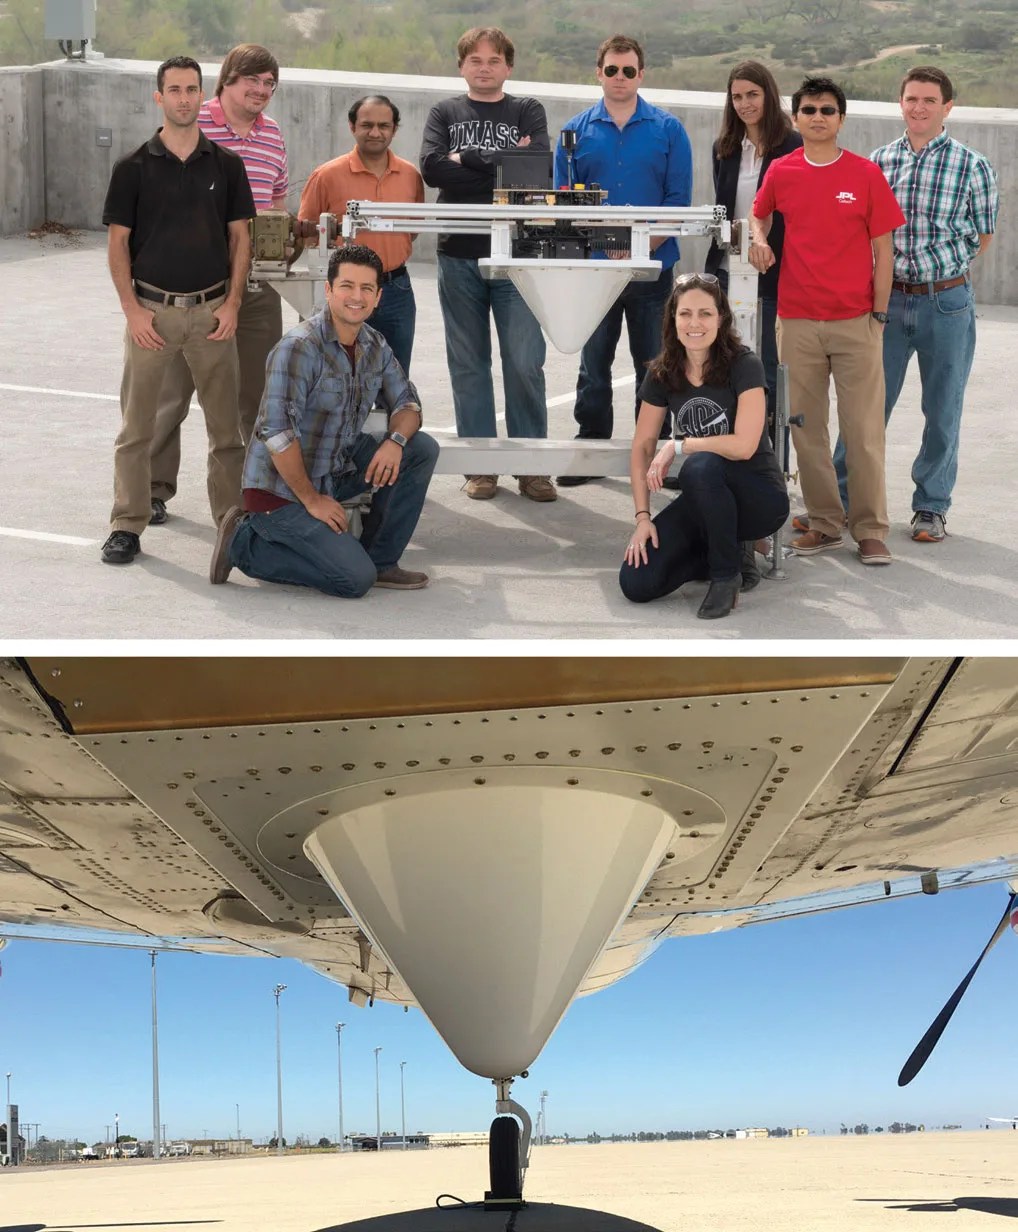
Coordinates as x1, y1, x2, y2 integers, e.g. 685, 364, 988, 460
0, 1134, 1016, 1232
3, 230, 1017, 640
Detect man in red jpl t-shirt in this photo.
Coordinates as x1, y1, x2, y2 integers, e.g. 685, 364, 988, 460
751, 76, 905, 566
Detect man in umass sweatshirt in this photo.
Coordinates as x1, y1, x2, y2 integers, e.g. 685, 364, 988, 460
420, 26, 556, 504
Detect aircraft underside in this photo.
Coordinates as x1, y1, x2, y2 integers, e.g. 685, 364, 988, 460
2, 655, 1017, 1206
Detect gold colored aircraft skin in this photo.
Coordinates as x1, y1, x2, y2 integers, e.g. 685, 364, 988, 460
26, 657, 903, 734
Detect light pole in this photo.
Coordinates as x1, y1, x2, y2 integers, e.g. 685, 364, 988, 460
400, 1061, 406, 1149
373, 1047, 382, 1152
335, 1023, 346, 1152
150, 951, 162, 1160
114, 1111, 120, 1158
236, 1103, 241, 1141
273, 984, 287, 1156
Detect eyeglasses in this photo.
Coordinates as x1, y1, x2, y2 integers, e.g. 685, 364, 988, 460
675, 273, 720, 287
602, 64, 638, 79
798, 104, 839, 116
241, 74, 278, 94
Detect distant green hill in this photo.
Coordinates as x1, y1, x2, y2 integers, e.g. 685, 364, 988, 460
2, 0, 1013, 104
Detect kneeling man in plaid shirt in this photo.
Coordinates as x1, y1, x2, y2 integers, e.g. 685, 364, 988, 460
210, 244, 438, 597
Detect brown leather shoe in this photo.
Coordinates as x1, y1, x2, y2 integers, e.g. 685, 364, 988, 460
464, 475, 498, 500
516, 475, 557, 502
373, 565, 429, 590
209, 506, 245, 584
857, 538, 892, 565
791, 529, 843, 555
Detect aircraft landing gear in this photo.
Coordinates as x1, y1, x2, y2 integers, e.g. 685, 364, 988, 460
483, 1075, 532, 1211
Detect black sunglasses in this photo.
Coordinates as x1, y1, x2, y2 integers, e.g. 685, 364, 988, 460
603, 64, 638, 78
798, 104, 839, 116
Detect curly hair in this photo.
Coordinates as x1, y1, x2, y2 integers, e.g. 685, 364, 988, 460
327, 245, 384, 287
648, 275, 745, 391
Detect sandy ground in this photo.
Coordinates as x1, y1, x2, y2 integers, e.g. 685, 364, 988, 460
0, 1133, 1015, 1232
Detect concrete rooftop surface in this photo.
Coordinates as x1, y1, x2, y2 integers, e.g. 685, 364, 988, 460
2, 230, 1017, 642
0, 1133, 1015, 1231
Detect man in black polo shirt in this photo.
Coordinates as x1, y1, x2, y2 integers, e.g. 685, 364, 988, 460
101, 55, 255, 565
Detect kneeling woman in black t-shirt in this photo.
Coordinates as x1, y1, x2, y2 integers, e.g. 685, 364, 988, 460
619, 274, 789, 620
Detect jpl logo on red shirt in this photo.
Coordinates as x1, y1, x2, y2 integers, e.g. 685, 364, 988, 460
836, 191, 857, 204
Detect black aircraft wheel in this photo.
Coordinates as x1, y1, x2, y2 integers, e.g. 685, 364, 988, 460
488, 1114, 522, 1200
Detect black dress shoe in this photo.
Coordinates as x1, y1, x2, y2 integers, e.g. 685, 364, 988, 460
101, 531, 141, 565
556, 475, 595, 487
149, 498, 168, 525
662, 475, 682, 491
740, 542, 761, 592
697, 574, 741, 620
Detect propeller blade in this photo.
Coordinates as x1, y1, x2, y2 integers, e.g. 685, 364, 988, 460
898, 892, 1017, 1087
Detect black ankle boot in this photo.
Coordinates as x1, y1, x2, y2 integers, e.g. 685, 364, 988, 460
697, 574, 741, 620
740, 541, 761, 592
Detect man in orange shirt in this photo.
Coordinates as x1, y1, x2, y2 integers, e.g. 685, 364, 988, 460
300, 95, 424, 374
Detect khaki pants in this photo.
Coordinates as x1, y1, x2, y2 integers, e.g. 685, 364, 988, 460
150, 281, 282, 502
777, 313, 888, 542
111, 292, 242, 535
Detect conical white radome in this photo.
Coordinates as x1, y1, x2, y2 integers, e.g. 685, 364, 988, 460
505, 263, 637, 352
304, 772, 677, 1078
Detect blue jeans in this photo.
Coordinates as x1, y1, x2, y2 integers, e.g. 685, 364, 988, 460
229, 430, 439, 597
573, 267, 673, 438
619, 453, 789, 599
437, 254, 547, 439
834, 281, 975, 514
368, 272, 416, 376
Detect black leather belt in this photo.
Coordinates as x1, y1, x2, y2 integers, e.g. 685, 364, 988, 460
380, 265, 407, 284
892, 274, 968, 296
135, 281, 227, 308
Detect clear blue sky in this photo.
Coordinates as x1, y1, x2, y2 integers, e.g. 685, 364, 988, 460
4, 881, 1016, 1146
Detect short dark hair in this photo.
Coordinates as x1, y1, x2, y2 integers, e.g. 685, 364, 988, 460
348, 95, 400, 128
157, 57, 202, 94
792, 76, 847, 115
457, 27, 515, 68
597, 34, 644, 70
216, 44, 279, 97
901, 65, 954, 103
327, 245, 384, 287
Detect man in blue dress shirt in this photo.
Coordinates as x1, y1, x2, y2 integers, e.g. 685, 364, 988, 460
554, 34, 693, 486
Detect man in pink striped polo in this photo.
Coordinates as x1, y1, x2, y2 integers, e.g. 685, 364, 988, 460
148, 43, 289, 526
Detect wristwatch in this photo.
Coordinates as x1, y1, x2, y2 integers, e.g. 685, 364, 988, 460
871, 311, 889, 324
384, 431, 408, 448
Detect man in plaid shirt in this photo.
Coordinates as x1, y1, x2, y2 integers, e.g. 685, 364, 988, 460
835, 65, 998, 542
209, 244, 438, 596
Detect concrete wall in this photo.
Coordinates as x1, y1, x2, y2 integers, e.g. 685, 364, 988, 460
8, 56, 1018, 302
0, 66, 46, 234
